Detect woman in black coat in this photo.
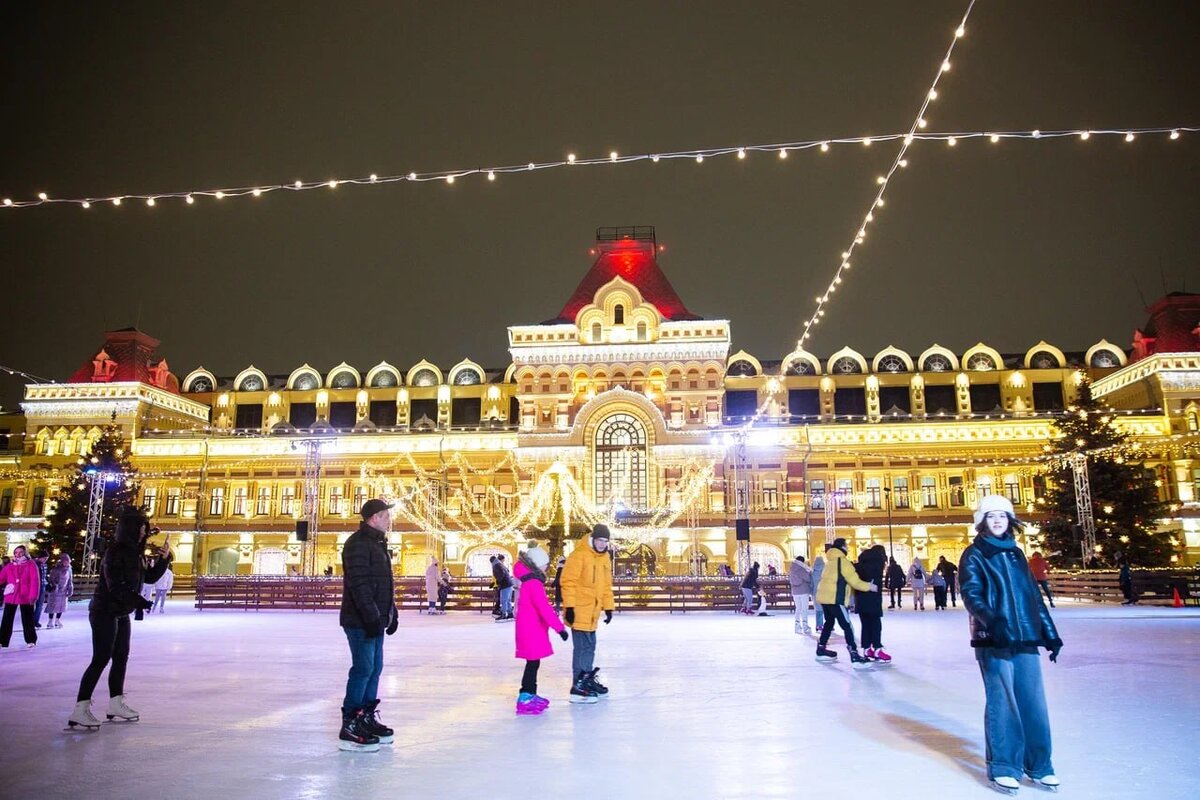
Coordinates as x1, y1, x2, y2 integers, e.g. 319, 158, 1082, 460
855, 545, 891, 662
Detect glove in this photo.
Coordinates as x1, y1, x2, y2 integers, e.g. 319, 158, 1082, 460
1048, 643, 1062, 663
386, 615, 398, 636
363, 619, 383, 639
564, 608, 575, 625
604, 610, 613, 625
558, 628, 569, 641
138, 596, 154, 611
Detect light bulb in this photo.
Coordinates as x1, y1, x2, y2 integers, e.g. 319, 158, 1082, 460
1170, 130, 1180, 140
488, 171, 496, 181
327, 180, 338, 188
695, 154, 704, 163
369, 174, 378, 182
215, 191, 225, 199
1124, 132, 1134, 142
941, 60, 951, 72
651, 155, 660, 162
841, 251, 850, 258
955, 25, 965, 37
294, 180, 302, 189
251, 188, 262, 196
1032, 129, 1041, 138
527, 163, 534, 170
865, 213, 873, 222
876, 176, 886, 184
146, 197, 156, 206
112, 197, 122, 205
820, 142, 829, 152
928, 89, 938, 100
185, 195, 194, 204
408, 172, 417, 180
610, 151, 618, 161
990, 133, 1000, 143
737, 148, 746, 159
2, 199, 11, 206
445, 175, 455, 184
948, 137, 957, 146
82, 201, 91, 208
862, 137, 872, 146
904, 134, 915, 145
876, 198, 885, 207
38, 192, 48, 200
1080, 131, 1090, 140
917, 118, 928, 129
898, 159, 908, 167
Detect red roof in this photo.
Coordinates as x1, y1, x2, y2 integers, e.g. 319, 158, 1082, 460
553, 238, 700, 324
1131, 292, 1200, 361
68, 328, 180, 393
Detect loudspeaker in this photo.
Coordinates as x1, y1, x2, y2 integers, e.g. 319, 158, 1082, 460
735, 518, 750, 541
296, 520, 309, 542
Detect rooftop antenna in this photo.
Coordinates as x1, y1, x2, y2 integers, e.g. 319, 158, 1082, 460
1158, 256, 1169, 296
135, 301, 143, 331
1132, 275, 1148, 311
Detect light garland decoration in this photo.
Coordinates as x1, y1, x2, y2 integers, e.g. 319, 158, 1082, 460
1, 126, 1191, 212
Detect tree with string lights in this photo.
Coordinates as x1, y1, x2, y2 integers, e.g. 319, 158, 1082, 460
1036, 380, 1173, 568
33, 423, 140, 563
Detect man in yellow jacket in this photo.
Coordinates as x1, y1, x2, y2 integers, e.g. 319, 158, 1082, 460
560, 523, 615, 703
815, 537, 877, 668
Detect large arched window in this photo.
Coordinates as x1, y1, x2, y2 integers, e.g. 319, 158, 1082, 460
594, 413, 648, 511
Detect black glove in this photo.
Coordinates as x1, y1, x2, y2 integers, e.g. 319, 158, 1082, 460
386, 615, 398, 636
1048, 644, 1062, 663
564, 608, 575, 625
604, 610, 613, 625
138, 596, 154, 611
363, 619, 383, 639
558, 628, 569, 641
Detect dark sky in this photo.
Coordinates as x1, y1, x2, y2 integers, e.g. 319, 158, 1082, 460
2, 1, 1197, 409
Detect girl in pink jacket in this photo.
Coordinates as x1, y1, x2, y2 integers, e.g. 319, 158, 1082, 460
1, 545, 41, 650
513, 542, 567, 715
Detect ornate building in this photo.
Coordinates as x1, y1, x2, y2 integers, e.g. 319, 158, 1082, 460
2, 227, 1198, 575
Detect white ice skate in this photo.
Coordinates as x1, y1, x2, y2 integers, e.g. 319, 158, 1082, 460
66, 700, 102, 731
990, 776, 1020, 795
106, 694, 140, 722
1028, 774, 1059, 792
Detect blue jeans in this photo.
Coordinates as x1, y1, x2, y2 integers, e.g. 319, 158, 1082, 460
976, 649, 1054, 781
342, 627, 385, 716
500, 587, 513, 616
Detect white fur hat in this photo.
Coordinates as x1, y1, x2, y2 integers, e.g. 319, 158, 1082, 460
974, 494, 1017, 526
524, 541, 550, 570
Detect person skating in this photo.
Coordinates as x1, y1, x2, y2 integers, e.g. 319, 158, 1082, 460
152, 564, 173, 614
1027, 551, 1055, 608
908, 557, 928, 610
788, 554, 813, 634
424, 557, 441, 614
559, 524, 615, 703
0, 545, 41, 651
337, 498, 399, 752
438, 567, 451, 613
740, 561, 760, 614
493, 554, 515, 622
886, 557, 906, 609
854, 544, 890, 663
551, 555, 566, 613
32, 553, 49, 629
811, 555, 826, 632
960, 495, 1063, 795
513, 541, 568, 715
68, 508, 172, 730
814, 538, 877, 668
45, 553, 74, 628
1118, 558, 1137, 605
936, 555, 959, 607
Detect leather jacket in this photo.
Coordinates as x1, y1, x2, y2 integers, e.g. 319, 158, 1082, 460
959, 530, 1062, 651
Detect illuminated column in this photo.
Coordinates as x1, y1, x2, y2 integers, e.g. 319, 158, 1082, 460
1173, 460, 1195, 503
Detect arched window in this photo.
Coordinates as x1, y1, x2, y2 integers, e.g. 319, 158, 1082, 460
594, 413, 648, 511
748, 543, 786, 574
922, 354, 952, 372
238, 375, 264, 392
411, 368, 438, 387
370, 370, 399, 388
727, 360, 757, 377
293, 372, 319, 391
636, 321, 647, 341
878, 355, 907, 373
1090, 349, 1121, 368
592, 322, 603, 343
785, 359, 813, 376
967, 353, 997, 371
453, 369, 482, 385
330, 371, 357, 389
831, 356, 863, 374
1029, 351, 1060, 370
614, 304, 625, 324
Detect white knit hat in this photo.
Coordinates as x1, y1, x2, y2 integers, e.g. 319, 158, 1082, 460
974, 494, 1017, 526
524, 541, 550, 571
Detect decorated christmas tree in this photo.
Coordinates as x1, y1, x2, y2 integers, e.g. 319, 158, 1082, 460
1037, 380, 1173, 567
34, 423, 140, 566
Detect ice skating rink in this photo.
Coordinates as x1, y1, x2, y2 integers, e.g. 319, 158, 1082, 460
1, 602, 1196, 800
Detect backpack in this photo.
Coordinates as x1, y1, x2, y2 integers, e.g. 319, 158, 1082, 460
913, 565, 924, 580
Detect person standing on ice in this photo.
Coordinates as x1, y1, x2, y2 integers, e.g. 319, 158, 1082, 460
152, 564, 173, 614
67, 508, 171, 729
44, 554, 74, 629
513, 541, 568, 715
960, 495, 1062, 795
0, 545, 41, 650
886, 557, 906, 609
560, 524, 615, 703
854, 544, 890, 663
788, 554, 813, 635
814, 538, 877, 667
1027, 551, 1055, 608
335, 498, 399, 753
740, 561, 760, 614
907, 557, 928, 610
936, 555, 959, 607
493, 554, 515, 622
424, 557, 441, 614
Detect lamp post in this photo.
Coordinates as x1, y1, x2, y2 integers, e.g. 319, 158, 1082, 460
883, 486, 894, 560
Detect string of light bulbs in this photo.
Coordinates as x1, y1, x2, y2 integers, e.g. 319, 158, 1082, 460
1, 126, 1191, 211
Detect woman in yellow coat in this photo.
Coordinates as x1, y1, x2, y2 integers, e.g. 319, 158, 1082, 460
815, 537, 877, 668
560, 524, 615, 703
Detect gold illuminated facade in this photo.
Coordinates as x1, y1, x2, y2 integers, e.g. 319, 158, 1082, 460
2, 229, 1198, 574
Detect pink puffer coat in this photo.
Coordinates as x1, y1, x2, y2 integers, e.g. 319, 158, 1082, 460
0, 558, 41, 605
513, 560, 565, 660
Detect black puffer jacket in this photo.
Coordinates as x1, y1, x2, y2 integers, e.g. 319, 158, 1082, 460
90, 513, 171, 616
741, 565, 759, 590
854, 547, 886, 616
339, 523, 396, 630
492, 559, 513, 590
959, 531, 1062, 651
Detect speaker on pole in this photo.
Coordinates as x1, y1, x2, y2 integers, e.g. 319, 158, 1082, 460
296, 520, 309, 542
735, 518, 751, 541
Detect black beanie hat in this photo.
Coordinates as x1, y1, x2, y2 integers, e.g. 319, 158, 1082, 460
831, 537, 848, 553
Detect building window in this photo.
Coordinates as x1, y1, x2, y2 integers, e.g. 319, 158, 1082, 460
922, 354, 952, 372
636, 321, 647, 341
831, 356, 863, 374
1090, 350, 1120, 368
836, 479, 853, 510
353, 487, 367, 515
232, 487, 247, 516
865, 478, 882, 509
892, 477, 910, 509
255, 487, 271, 516
761, 479, 779, 511
280, 486, 295, 516
948, 477, 965, 507
967, 352, 997, 371
810, 479, 825, 510
30, 487, 46, 516
613, 304, 625, 324
0, 489, 11, 516
165, 489, 181, 516
592, 322, 602, 343
1003, 476, 1021, 503
209, 487, 226, 516
594, 413, 648, 511
329, 486, 344, 516
921, 476, 938, 508
1186, 410, 1199, 432
142, 487, 157, 516
975, 476, 994, 504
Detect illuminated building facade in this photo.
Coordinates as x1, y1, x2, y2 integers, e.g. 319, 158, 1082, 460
2, 229, 1198, 574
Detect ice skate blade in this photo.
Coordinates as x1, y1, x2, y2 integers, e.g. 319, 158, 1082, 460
1027, 775, 1059, 792
990, 778, 1020, 795
568, 694, 599, 704
105, 715, 139, 722
815, 655, 837, 663
338, 740, 380, 753
64, 722, 101, 732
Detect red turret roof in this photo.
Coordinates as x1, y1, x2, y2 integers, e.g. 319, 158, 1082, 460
551, 235, 701, 324
1131, 292, 1200, 361
68, 328, 180, 393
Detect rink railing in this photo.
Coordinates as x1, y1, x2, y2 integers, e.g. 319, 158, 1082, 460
194, 576, 799, 613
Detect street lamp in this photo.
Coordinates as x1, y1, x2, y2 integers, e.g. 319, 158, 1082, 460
883, 486, 894, 560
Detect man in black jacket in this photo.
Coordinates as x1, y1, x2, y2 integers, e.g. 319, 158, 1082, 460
936, 555, 959, 607
338, 498, 399, 752
960, 495, 1062, 795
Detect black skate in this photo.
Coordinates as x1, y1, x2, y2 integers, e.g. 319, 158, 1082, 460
815, 646, 838, 663
339, 709, 381, 752
569, 671, 599, 704
849, 651, 872, 670
583, 668, 608, 698
362, 700, 394, 744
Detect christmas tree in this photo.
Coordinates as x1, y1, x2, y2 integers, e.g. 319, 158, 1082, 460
34, 423, 140, 566
1037, 380, 1173, 567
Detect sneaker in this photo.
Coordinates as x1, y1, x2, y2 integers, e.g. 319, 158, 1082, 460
569, 672, 599, 704
339, 710, 381, 752
362, 700, 394, 743
815, 647, 838, 662
516, 692, 546, 715
873, 648, 892, 664
584, 668, 609, 698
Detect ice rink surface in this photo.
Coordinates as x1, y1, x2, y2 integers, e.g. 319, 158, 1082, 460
1, 601, 1197, 800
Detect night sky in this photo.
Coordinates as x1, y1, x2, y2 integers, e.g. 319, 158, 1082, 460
2, 1, 1197, 409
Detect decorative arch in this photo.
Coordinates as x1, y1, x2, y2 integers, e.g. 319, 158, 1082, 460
233, 366, 269, 393
448, 359, 486, 386
781, 349, 821, 376
182, 367, 218, 393
365, 361, 402, 388
917, 345, 959, 373
1023, 341, 1066, 370
287, 364, 323, 391
962, 343, 1004, 372
726, 349, 762, 377
827, 346, 868, 375
1085, 340, 1127, 369
503, 363, 518, 384
872, 346, 913, 374
407, 360, 443, 387
326, 362, 361, 389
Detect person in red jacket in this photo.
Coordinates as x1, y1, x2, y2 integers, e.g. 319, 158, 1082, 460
0, 545, 41, 650
1027, 551, 1055, 608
